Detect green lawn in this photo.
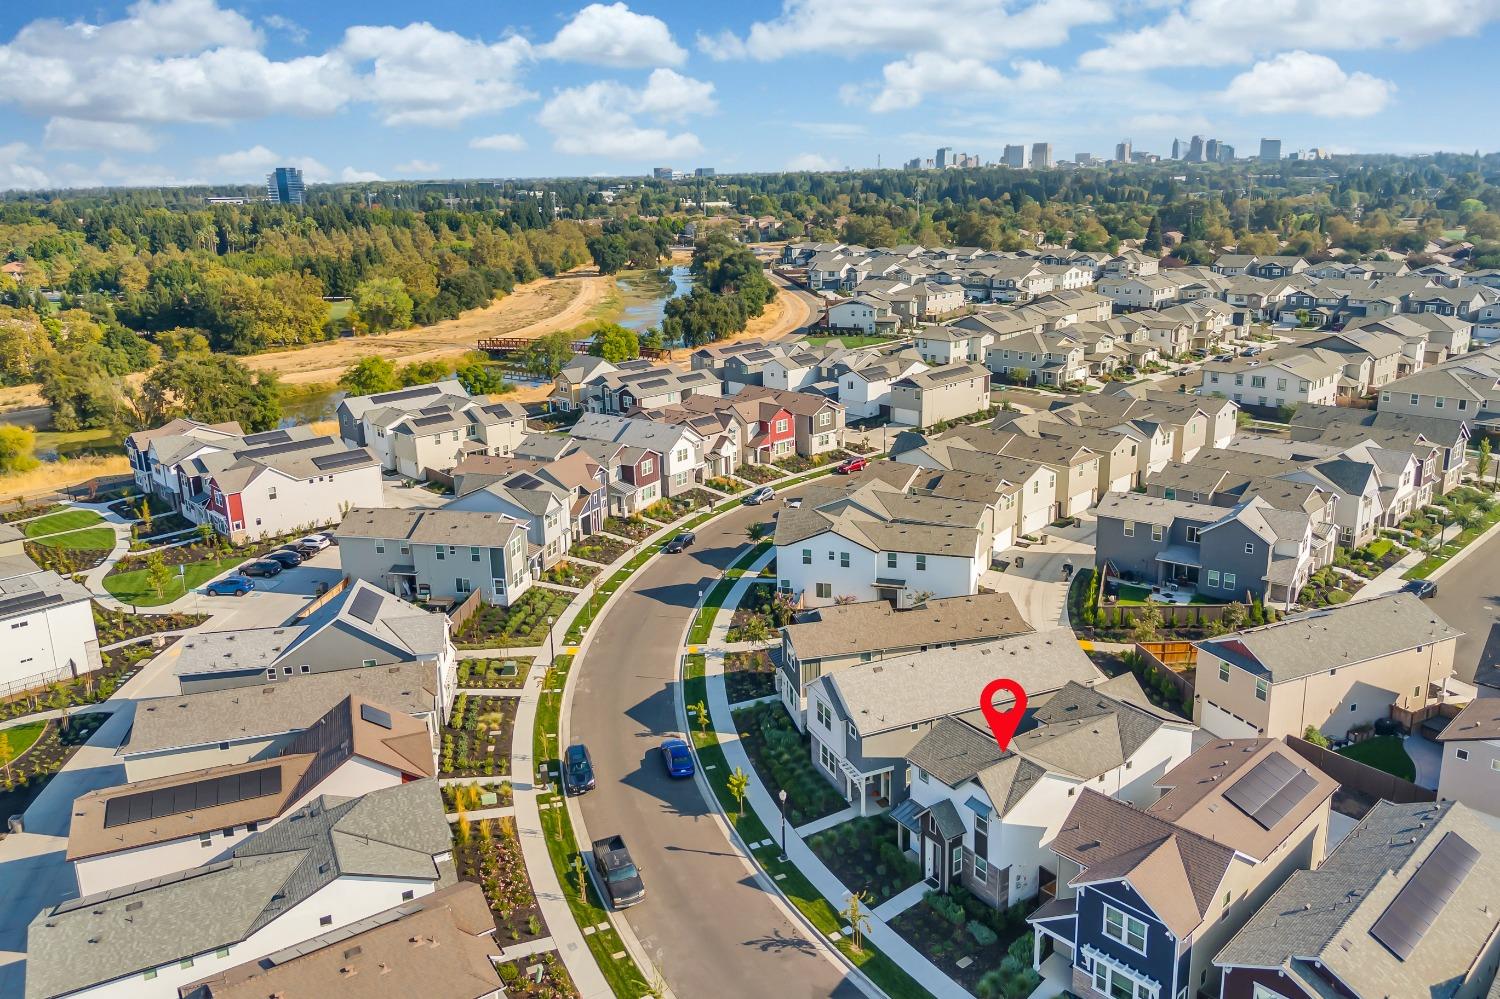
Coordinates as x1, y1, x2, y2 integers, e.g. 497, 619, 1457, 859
28, 526, 117, 551
804, 334, 890, 348
1404, 499, 1500, 580
1337, 736, 1416, 782
103, 555, 243, 607
0, 721, 46, 765
1113, 583, 1216, 607
23, 509, 103, 538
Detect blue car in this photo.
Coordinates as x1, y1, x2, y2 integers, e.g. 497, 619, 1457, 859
205, 576, 255, 597
659, 737, 694, 778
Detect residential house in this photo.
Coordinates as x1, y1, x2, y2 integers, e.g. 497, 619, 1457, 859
579, 364, 722, 414
561, 437, 664, 517
1198, 353, 1341, 414
1029, 740, 1336, 999
0, 536, 100, 691
837, 355, 928, 420
125, 419, 244, 501
898, 676, 1193, 909
336, 380, 470, 447
889, 363, 991, 428
25, 781, 453, 999
890, 433, 1059, 537
646, 391, 797, 466
336, 507, 532, 608
1288, 405, 1469, 496
915, 325, 994, 366
777, 592, 1030, 727
565, 412, 707, 496
1093, 491, 1332, 609
826, 294, 897, 335
1193, 593, 1460, 740
1433, 699, 1500, 817
733, 386, 847, 458
446, 448, 608, 563
1376, 345, 1500, 423
986, 329, 1090, 387
199, 434, 383, 543
178, 882, 503, 999
1216, 800, 1500, 999
67, 696, 435, 895
550, 355, 630, 410
167, 580, 456, 705
1097, 273, 1177, 312
361, 399, 528, 481
117, 661, 441, 781
804, 628, 1100, 814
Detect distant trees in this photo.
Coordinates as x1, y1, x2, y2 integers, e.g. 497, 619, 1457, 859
587, 234, 629, 275
0, 425, 38, 475
400, 360, 450, 386
521, 331, 575, 379
662, 235, 777, 347
455, 359, 506, 396
589, 324, 640, 363
351, 277, 414, 334
338, 356, 401, 396
139, 355, 282, 432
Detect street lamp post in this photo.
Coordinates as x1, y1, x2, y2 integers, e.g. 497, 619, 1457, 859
778, 788, 789, 861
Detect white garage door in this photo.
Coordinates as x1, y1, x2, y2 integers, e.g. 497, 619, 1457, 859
1199, 699, 1261, 739
892, 407, 922, 427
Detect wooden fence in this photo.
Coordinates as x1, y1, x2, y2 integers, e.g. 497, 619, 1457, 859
1133, 642, 1197, 706
291, 575, 350, 622
448, 588, 485, 631
1391, 698, 1465, 736
1285, 735, 1436, 810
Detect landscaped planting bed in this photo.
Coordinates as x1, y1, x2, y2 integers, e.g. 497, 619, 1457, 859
705, 476, 749, 493
805, 815, 922, 905
0, 721, 46, 766
24, 541, 111, 577
724, 649, 777, 703
773, 450, 848, 474
456, 587, 573, 649
442, 780, 513, 812
642, 489, 716, 522
453, 815, 547, 944
888, 892, 1040, 998
494, 952, 578, 999
127, 514, 196, 551
0, 712, 108, 821
102, 553, 243, 606
91, 603, 207, 645
737, 462, 784, 484
440, 694, 517, 777
602, 515, 655, 541
1300, 567, 1356, 607
731, 700, 847, 826
0, 502, 65, 524
725, 581, 793, 643
538, 559, 602, 588
458, 656, 533, 689
569, 533, 633, 566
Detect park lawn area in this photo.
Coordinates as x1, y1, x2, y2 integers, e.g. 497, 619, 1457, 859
103, 555, 242, 607
1337, 736, 1416, 782
0, 721, 46, 765
28, 526, 117, 551
23, 509, 104, 539
805, 334, 890, 348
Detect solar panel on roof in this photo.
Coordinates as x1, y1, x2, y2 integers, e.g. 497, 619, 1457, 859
409, 413, 452, 428
239, 436, 333, 461
506, 472, 546, 490
0, 590, 65, 618
1222, 752, 1316, 829
348, 587, 383, 624
371, 385, 440, 403
242, 429, 292, 446
1370, 831, 1479, 961
311, 450, 369, 471
360, 703, 393, 730
102, 766, 283, 828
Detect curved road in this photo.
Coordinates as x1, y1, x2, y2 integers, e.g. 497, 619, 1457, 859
569, 493, 864, 999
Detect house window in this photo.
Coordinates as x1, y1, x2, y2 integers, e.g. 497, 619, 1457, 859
1185, 527, 1200, 544
839, 552, 850, 568
951, 848, 964, 876
362, 658, 377, 668
886, 553, 898, 569
818, 411, 832, 427
456, 578, 472, 594
1223, 572, 1236, 590
1489, 758, 1500, 772
915, 554, 927, 571
1456, 749, 1470, 761
1207, 570, 1220, 587
266, 668, 276, 680
268, 487, 278, 500
376, 542, 386, 554
1411, 394, 1420, 406
775, 419, 789, 433
181, 959, 195, 970
819, 742, 837, 772
1244, 542, 1254, 555
200, 832, 213, 847
1219, 663, 1230, 683
1436, 397, 1445, 409
1102, 904, 1148, 953
817, 701, 832, 728
816, 582, 832, 599
1252, 985, 1294, 999
1255, 678, 1269, 701
1151, 524, 1164, 543
319, 915, 333, 926
974, 855, 989, 879
471, 547, 481, 562
802, 549, 812, 565
143, 970, 158, 981
436, 547, 445, 560
1123, 520, 1135, 538
216, 948, 230, 958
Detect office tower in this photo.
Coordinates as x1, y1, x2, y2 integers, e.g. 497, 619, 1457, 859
1003, 144, 1026, 168
935, 147, 953, 168
1030, 143, 1052, 169
903, 157, 922, 170
652, 166, 673, 179
694, 167, 715, 177
1171, 138, 1181, 160
1218, 144, 1235, 162
1115, 141, 1132, 163
1259, 138, 1282, 161
1186, 136, 1205, 162
265, 167, 305, 205
1204, 138, 1220, 162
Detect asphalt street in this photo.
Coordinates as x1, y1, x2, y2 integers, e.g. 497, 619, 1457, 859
1429, 527, 1500, 686
569, 493, 863, 999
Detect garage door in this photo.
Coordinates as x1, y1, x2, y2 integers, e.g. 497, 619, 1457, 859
892, 407, 922, 427
1198, 699, 1261, 739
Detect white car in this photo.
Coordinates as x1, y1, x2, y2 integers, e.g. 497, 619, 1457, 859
296, 534, 332, 552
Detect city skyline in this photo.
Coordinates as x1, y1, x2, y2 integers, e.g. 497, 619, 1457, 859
1, 0, 1497, 191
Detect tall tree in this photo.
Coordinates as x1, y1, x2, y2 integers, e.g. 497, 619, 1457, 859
139, 355, 282, 432
338, 356, 400, 396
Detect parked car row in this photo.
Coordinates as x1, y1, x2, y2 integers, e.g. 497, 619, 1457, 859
206, 533, 336, 593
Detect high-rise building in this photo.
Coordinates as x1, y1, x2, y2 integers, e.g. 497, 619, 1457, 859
1030, 143, 1052, 169
935, 147, 953, 169
1115, 141, 1132, 163
1258, 138, 1282, 161
652, 166, 673, 179
1003, 144, 1026, 168
694, 167, 715, 178
903, 157, 922, 170
1186, 135, 1205, 162
1218, 144, 1235, 162
1204, 138, 1220, 162
1171, 138, 1181, 160
266, 167, 305, 205
1076, 153, 1098, 166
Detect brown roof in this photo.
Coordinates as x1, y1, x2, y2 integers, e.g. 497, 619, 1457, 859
69, 697, 432, 862
180, 883, 501, 999
1437, 698, 1500, 743
736, 384, 844, 418
782, 591, 1030, 660
1147, 738, 1337, 861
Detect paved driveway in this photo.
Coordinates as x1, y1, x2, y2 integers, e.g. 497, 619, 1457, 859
569, 491, 862, 999
982, 517, 1097, 629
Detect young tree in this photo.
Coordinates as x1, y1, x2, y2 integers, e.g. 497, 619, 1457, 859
0, 424, 39, 475
137, 497, 153, 534
338, 356, 400, 396
692, 699, 709, 735
572, 853, 589, 901
145, 551, 173, 600
1220, 601, 1247, 632
1478, 438, 1492, 484
1131, 602, 1163, 644
738, 616, 773, 644
727, 766, 750, 819
840, 890, 873, 954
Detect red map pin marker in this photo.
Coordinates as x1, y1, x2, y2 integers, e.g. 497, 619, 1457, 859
980, 678, 1028, 752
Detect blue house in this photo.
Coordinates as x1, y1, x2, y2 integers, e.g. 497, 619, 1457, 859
1027, 739, 1336, 999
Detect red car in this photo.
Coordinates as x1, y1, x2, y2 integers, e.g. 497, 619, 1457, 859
836, 456, 868, 474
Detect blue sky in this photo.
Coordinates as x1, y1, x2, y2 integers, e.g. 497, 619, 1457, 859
0, 0, 1496, 190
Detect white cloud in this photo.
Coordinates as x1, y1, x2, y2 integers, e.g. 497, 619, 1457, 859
338, 24, 534, 126
262, 14, 308, 45
1221, 52, 1394, 117
542, 3, 685, 67
341, 167, 384, 182
396, 159, 440, 174
470, 133, 528, 151
199, 145, 330, 181
700, 0, 1111, 61
786, 152, 839, 171
43, 118, 159, 152
538, 70, 714, 159
0, 143, 50, 191
1081, 0, 1500, 71
870, 55, 1060, 112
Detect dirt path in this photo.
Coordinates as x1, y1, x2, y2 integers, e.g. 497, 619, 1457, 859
243, 270, 613, 387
